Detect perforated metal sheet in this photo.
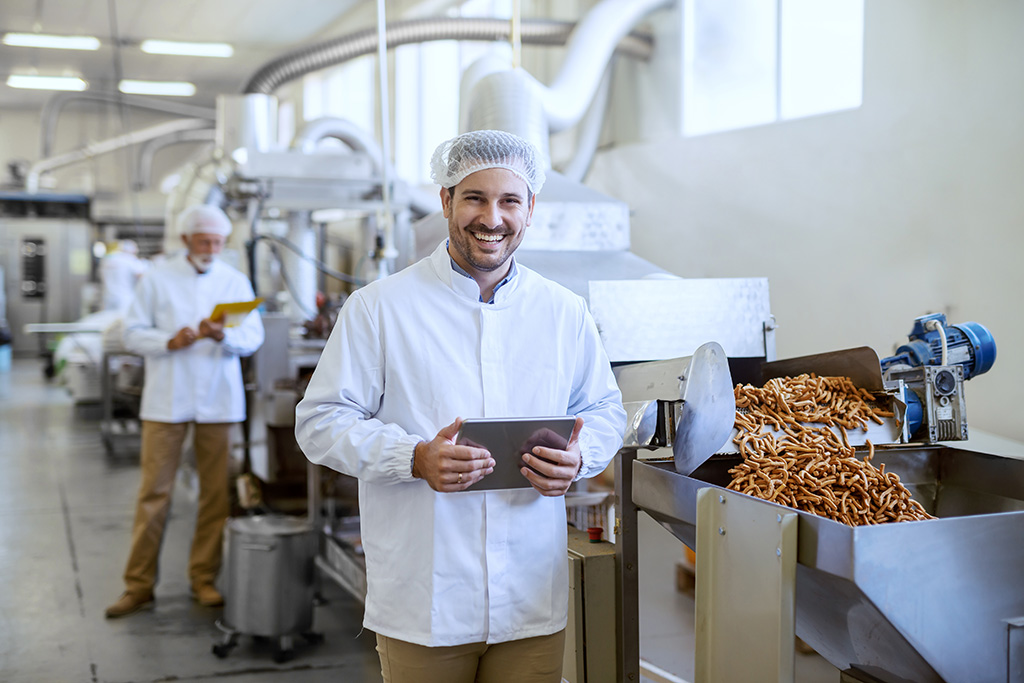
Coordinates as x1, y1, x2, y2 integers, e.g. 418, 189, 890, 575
589, 278, 772, 363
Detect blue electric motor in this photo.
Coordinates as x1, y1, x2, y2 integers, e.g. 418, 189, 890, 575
880, 313, 996, 380
880, 313, 996, 439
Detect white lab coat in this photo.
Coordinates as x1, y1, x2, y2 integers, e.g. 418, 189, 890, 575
100, 251, 149, 312
123, 252, 264, 423
295, 240, 625, 647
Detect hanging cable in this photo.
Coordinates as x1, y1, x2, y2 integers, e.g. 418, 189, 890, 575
251, 233, 365, 287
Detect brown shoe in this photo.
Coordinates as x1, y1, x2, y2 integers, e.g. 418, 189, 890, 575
105, 591, 154, 619
191, 584, 224, 607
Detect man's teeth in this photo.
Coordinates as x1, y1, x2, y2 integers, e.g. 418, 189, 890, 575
474, 233, 503, 242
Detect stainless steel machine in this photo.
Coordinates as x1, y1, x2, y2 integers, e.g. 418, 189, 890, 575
610, 302, 1023, 683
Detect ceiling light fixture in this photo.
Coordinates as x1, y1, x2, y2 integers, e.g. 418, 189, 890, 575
140, 39, 233, 58
119, 79, 196, 97
2, 32, 101, 50
6, 74, 88, 91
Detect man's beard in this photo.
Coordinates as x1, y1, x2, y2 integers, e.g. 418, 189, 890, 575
189, 253, 217, 272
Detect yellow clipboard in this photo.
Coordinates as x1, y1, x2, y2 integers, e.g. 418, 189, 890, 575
209, 298, 264, 327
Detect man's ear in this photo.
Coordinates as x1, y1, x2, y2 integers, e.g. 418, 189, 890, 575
180, 234, 189, 248
440, 187, 452, 218
525, 193, 536, 226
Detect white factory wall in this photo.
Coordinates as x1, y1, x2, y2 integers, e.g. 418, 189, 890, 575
587, 0, 1024, 442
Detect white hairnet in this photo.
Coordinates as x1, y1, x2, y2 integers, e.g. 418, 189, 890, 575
178, 205, 232, 237
430, 130, 545, 195
118, 239, 138, 255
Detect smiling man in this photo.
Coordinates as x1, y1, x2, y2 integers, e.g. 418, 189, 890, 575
295, 130, 625, 683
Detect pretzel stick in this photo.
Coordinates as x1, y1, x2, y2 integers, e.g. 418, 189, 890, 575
726, 374, 935, 525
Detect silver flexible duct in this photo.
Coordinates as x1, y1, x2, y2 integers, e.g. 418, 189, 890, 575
40, 91, 215, 158
243, 17, 653, 95
134, 128, 216, 190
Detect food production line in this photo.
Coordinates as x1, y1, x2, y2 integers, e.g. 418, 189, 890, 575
606, 298, 1024, 683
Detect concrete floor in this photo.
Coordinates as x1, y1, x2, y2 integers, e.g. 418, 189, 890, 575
0, 359, 380, 683
0, 357, 839, 682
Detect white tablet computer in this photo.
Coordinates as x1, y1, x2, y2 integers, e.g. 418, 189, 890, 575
455, 416, 576, 492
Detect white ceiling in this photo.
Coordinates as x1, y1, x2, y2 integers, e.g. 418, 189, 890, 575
0, 0, 363, 108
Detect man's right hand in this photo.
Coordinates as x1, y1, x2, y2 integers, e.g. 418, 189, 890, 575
413, 418, 495, 492
167, 326, 199, 351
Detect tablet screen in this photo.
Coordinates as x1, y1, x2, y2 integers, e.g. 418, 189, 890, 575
455, 416, 576, 492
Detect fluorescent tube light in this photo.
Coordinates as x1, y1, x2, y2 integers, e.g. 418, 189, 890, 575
7, 74, 88, 91
119, 80, 196, 97
140, 39, 233, 58
3, 32, 101, 50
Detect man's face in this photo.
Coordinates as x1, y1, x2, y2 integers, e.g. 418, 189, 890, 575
181, 232, 226, 272
441, 167, 535, 278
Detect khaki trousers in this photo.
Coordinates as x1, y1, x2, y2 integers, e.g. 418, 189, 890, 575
376, 630, 566, 683
123, 420, 231, 596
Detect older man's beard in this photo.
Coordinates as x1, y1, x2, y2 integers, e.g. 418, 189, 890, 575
188, 253, 217, 273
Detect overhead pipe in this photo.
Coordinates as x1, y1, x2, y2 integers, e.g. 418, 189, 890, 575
242, 17, 653, 95
26, 118, 213, 194
536, 0, 673, 132
39, 91, 215, 158
134, 128, 216, 190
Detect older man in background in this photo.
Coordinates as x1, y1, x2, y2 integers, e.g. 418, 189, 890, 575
105, 205, 264, 618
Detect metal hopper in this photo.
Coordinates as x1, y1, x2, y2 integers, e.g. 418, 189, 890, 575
619, 347, 1024, 682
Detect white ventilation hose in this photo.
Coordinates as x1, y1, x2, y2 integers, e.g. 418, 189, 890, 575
539, 0, 672, 132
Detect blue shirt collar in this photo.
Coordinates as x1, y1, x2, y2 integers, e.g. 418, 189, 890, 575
447, 240, 518, 304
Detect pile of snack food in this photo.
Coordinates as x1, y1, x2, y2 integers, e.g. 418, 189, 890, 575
727, 373, 934, 525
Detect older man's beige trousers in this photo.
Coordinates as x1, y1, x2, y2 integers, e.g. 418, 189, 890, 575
122, 420, 231, 595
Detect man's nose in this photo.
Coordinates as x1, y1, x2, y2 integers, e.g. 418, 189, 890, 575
481, 201, 502, 228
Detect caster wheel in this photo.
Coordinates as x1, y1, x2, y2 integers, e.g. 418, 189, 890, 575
273, 647, 294, 664
212, 643, 232, 658
302, 631, 324, 645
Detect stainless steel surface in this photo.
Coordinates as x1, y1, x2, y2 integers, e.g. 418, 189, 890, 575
522, 171, 631, 251
614, 346, 736, 473
763, 346, 887, 392
0, 217, 90, 354
695, 487, 797, 682
589, 278, 772, 363
631, 443, 1024, 683
621, 400, 663, 449
223, 515, 316, 637
614, 356, 692, 403
673, 342, 735, 475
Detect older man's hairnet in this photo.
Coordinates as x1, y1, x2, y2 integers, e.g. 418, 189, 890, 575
430, 130, 545, 195
178, 205, 232, 237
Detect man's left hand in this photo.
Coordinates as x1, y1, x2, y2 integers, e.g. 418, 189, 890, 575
520, 416, 584, 497
198, 318, 225, 342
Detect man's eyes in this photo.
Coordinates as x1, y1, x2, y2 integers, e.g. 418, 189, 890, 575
461, 196, 522, 206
